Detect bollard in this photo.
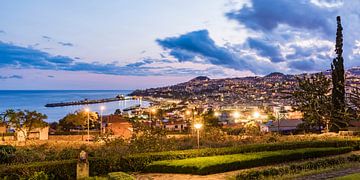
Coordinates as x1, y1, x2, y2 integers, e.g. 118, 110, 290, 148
77, 150, 89, 179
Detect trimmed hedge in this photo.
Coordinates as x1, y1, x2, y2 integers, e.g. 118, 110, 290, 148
144, 147, 353, 175
0, 159, 77, 179
119, 139, 360, 171
236, 154, 360, 179
0, 139, 359, 178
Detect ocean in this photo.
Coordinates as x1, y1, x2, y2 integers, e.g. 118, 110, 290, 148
0, 90, 149, 122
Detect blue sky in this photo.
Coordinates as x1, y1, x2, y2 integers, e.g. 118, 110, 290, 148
1, 0, 360, 89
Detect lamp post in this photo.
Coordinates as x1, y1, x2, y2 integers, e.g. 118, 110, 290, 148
84, 108, 90, 141
150, 108, 156, 127
100, 106, 105, 134
194, 123, 202, 149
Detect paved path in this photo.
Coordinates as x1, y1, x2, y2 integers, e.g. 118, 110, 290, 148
134, 170, 241, 180
295, 167, 360, 180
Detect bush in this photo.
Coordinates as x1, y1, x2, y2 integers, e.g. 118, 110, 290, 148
118, 139, 360, 171
144, 147, 352, 175
28, 171, 49, 180
0, 145, 16, 164
0, 160, 77, 179
236, 154, 360, 179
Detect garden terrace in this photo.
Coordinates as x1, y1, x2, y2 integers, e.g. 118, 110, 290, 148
144, 147, 352, 175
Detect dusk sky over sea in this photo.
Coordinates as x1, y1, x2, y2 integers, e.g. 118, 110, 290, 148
1, 0, 360, 89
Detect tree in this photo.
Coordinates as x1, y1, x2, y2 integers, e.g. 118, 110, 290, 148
293, 73, 331, 132
331, 16, 347, 132
203, 109, 220, 127
59, 110, 98, 131
3, 109, 48, 140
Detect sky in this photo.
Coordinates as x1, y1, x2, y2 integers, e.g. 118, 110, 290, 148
1, 0, 360, 90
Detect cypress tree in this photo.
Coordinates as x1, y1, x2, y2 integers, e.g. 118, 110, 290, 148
330, 16, 346, 132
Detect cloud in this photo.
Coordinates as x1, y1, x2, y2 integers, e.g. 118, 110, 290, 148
58, 41, 74, 47
42, 35, 52, 41
0, 30, 5, 34
246, 38, 283, 62
157, 29, 288, 74
157, 30, 253, 70
220, 0, 360, 73
0, 75, 22, 80
48, 75, 55, 78
0, 41, 229, 77
226, 0, 334, 36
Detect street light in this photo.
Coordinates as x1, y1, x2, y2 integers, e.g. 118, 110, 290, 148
84, 108, 90, 141
194, 123, 203, 149
214, 111, 220, 117
150, 108, 157, 127
100, 106, 105, 134
232, 111, 241, 119
252, 111, 260, 119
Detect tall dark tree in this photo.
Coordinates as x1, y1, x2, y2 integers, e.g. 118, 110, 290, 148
331, 16, 347, 132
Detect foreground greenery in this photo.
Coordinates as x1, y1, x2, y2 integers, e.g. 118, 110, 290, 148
235, 153, 360, 179
144, 147, 352, 175
1, 139, 358, 178
335, 173, 360, 180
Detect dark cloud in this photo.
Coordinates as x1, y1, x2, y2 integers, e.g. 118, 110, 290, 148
157, 29, 284, 74
0, 41, 221, 76
0, 30, 5, 34
226, 0, 334, 36
246, 38, 283, 62
58, 42, 74, 47
156, 30, 254, 71
48, 75, 55, 78
42, 36, 52, 41
0, 75, 22, 80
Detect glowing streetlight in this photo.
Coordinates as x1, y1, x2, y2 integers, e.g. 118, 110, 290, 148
232, 111, 241, 119
194, 123, 203, 149
100, 106, 105, 134
186, 110, 191, 116
84, 108, 90, 141
252, 111, 260, 119
149, 108, 157, 127
214, 112, 220, 117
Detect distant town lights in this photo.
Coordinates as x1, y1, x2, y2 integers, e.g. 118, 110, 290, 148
214, 112, 220, 117
151, 108, 157, 113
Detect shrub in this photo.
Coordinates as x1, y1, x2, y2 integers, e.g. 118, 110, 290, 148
0, 145, 16, 164
120, 139, 360, 171
236, 154, 360, 179
28, 171, 49, 180
0, 160, 77, 179
144, 147, 352, 175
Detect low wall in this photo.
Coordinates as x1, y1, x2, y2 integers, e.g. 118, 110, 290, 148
48, 135, 85, 141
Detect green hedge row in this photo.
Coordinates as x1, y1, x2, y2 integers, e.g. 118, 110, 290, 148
235, 154, 360, 179
119, 139, 360, 171
144, 147, 353, 175
0, 159, 77, 179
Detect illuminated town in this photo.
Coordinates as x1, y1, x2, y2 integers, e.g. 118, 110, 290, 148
2, 1, 360, 180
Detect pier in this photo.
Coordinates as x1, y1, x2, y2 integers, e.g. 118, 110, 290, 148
45, 95, 142, 107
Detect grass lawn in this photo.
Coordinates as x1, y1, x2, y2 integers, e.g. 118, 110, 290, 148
144, 147, 352, 175
335, 173, 360, 180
